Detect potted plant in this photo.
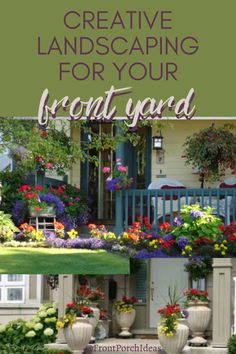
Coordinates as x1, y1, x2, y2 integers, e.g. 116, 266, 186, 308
77, 285, 105, 343
18, 185, 65, 217
114, 296, 137, 337
157, 302, 189, 354
102, 158, 133, 191
57, 302, 93, 354
183, 124, 236, 187
184, 288, 211, 346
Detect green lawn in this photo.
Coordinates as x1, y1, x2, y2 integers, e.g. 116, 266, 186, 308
0, 248, 130, 274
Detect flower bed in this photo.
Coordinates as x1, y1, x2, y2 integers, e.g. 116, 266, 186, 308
2, 203, 236, 258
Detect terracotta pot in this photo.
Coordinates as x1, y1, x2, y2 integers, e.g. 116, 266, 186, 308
116, 309, 136, 337
64, 317, 92, 354
158, 319, 189, 354
186, 301, 211, 345
88, 302, 100, 341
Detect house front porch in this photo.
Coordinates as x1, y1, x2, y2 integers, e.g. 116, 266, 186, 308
50, 259, 233, 353
46, 338, 228, 354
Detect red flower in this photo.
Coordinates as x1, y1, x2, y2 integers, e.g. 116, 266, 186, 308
67, 302, 77, 308
35, 207, 41, 212
18, 185, 31, 192
68, 202, 74, 206
160, 222, 171, 232
35, 185, 43, 191
57, 186, 63, 194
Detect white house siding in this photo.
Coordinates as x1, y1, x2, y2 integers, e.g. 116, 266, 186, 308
151, 119, 236, 188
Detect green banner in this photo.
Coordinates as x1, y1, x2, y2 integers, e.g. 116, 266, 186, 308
0, 0, 235, 118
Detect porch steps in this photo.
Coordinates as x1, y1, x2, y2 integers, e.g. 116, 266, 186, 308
132, 328, 158, 339
46, 339, 228, 354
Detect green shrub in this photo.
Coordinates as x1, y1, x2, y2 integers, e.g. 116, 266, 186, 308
0, 303, 58, 352
228, 334, 236, 354
0, 211, 19, 242
0, 170, 25, 214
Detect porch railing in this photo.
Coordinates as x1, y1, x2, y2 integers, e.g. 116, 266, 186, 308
115, 188, 236, 233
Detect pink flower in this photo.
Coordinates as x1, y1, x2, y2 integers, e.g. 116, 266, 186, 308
45, 162, 53, 169
68, 202, 74, 206
63, 195, 69, 199
118, 165, 127, 173
75, 197, 80, 202
102, 167, 110, 173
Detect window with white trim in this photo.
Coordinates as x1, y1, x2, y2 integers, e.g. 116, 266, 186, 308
0, 275, 26, 303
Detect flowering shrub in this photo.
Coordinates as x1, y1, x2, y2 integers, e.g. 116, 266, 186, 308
88, 224, 116, 242
17, 223, 45, 242
184, 288, 209, 303
158, 303, 182, 337
0, 303, 57, 352
50, 184, 89, 225
57, 302, 94, 329
114, 296, 138, 313
102, 158, 133, 191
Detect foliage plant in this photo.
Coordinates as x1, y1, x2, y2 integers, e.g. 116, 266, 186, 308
56, 302, 94, 329
0, 303, 57, 352
184, 256, 213, 281
228, 334, 236, 354
183, 124, 236, 183
173, 204, 222, 246
0, 211, 19, 242
113, 296, 138, 313
102, 158, 133, 191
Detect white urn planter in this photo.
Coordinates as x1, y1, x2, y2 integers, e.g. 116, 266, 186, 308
158, 319, 189, 354
186, 301, 211, 346
116, 309, 136, 337
64, 317, 92, 354
88, 302, 100, 342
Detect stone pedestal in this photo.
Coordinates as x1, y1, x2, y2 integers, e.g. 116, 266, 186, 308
212, 258, 232, 348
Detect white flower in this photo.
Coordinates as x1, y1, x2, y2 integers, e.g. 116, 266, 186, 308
46, 308, 56, 315
25, 321, 34, 329
44, 328, 54, 336
33, 317, 41, 323
38, 311, 47, 318
25, 330, 36, 338
0, 325, 6, 333
34, 323, 44, 331
45, 317, 57, 323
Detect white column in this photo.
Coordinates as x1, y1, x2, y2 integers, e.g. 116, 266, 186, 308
57, 275, 75, 343
212, 258, 232, 347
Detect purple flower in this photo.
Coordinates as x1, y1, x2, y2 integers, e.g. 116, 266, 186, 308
39, 193, 65, 215
177, 237, 189, 249
135, 249, 170, 258
12, 200, 27, 226
163, 233, 175, 242
173, 216, 184, 227
190, 210, 204, 219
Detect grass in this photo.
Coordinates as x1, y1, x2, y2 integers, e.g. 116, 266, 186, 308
0, 248, 130, 274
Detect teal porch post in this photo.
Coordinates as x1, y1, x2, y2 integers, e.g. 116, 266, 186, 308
114, 125, 125, 235
35, 170, 45, 187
